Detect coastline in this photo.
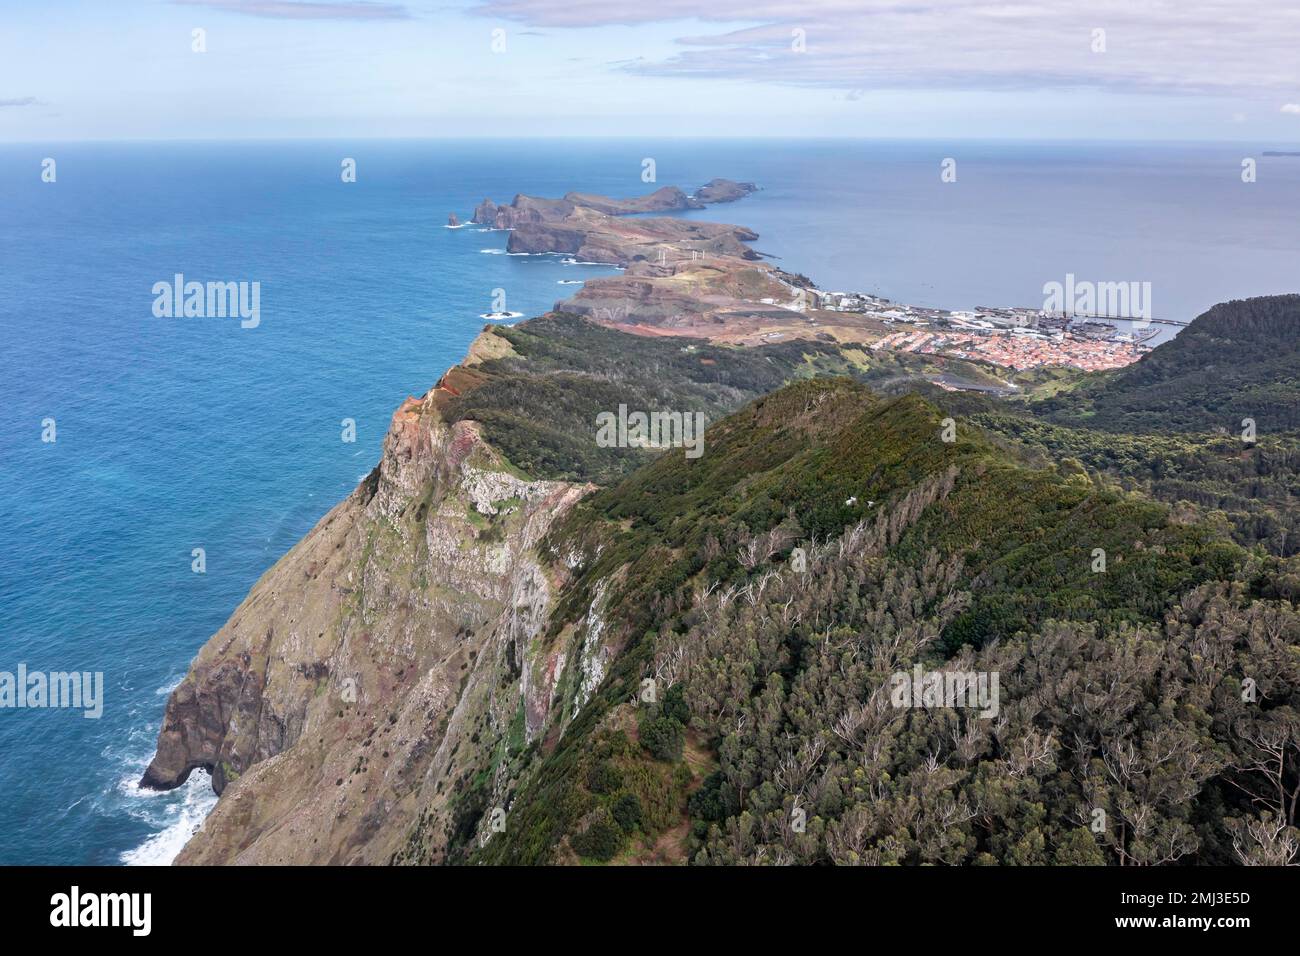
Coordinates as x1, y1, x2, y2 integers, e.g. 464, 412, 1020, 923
465, 180, 1161, 375
135, 175, 1166, 862
133, 177, 796, 861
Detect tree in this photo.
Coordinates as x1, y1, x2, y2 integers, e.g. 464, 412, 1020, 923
640, 716, 684, 762
612, 793, 643, 833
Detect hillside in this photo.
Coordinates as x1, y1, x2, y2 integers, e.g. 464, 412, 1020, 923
1035, 295, 1300, 434
466, 378, 1298, 866
142, 185, 1300, 868
435, 313, 1033, 485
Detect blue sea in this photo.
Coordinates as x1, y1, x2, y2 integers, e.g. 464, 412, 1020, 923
1, 139, 1298, 865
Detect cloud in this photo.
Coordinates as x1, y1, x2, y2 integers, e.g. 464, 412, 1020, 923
171, 0, 409, 19
470, 0, 1300, 96
1283, 103, 1300, 114
0, 97, 42, 107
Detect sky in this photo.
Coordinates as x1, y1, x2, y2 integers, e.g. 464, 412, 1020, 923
2, 0, 1299, 141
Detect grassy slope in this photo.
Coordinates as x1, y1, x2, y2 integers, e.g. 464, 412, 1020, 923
469, 375, 1262, 864
441, 313, 1027, 484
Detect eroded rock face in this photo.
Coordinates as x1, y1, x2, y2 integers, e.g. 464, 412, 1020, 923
141, 181, 775, 865
141, 378, 591, 864
470, 198, 497, 226
507, 222, 588, 256
472, 194, 575, 229
139, 486, 367, 798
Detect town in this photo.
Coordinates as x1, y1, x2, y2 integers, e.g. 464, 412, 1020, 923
798, 288, 1184, 372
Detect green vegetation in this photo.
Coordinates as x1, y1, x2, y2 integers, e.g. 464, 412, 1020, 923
570, 809, 622, 861
443, 313, 1034, 485
468, 368, 1299, 866
971, 413, 1300, 557
1034, 295, 1300, 434
446, 298, 1300, 866
639, 715, 685, 762
443, 314, 854, 483
611, 793, 643, 833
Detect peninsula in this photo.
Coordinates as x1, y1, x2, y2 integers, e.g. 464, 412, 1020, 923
139, 179, 1300, 869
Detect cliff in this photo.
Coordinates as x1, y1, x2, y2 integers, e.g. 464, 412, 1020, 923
140, 178, 863, 863
142, 182, 1300, 867
472, 180, 761, 267
142, 364, 591, 863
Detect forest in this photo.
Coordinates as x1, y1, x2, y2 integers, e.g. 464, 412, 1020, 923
437, 296, 1300, 866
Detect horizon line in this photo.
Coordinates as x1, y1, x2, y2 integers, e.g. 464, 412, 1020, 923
5, 134, 1300, 146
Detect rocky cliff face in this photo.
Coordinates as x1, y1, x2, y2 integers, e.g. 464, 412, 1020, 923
142, 340, 598, 863
140, 180, 1300, 868
138, 180, 933, 864
140, 180, 828, 863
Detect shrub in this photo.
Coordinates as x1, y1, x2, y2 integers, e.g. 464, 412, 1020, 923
639, 716, 684, 762
611, 793, 643, 833
570, 810, 623, 861
586, 760, 622, 795
662, 683, 690, 725
688, 771, 727, 823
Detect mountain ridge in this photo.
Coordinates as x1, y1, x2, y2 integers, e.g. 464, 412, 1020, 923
141, 183, 1300, 867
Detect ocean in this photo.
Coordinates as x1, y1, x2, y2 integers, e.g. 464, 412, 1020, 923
1, 139, 1297, 865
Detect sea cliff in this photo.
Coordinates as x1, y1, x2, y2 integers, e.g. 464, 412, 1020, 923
142, 179, 775, 862
141, 182, 1300, 867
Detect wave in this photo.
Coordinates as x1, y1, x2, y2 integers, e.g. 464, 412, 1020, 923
480, 311, 524, 321
119, 771, 218, 866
